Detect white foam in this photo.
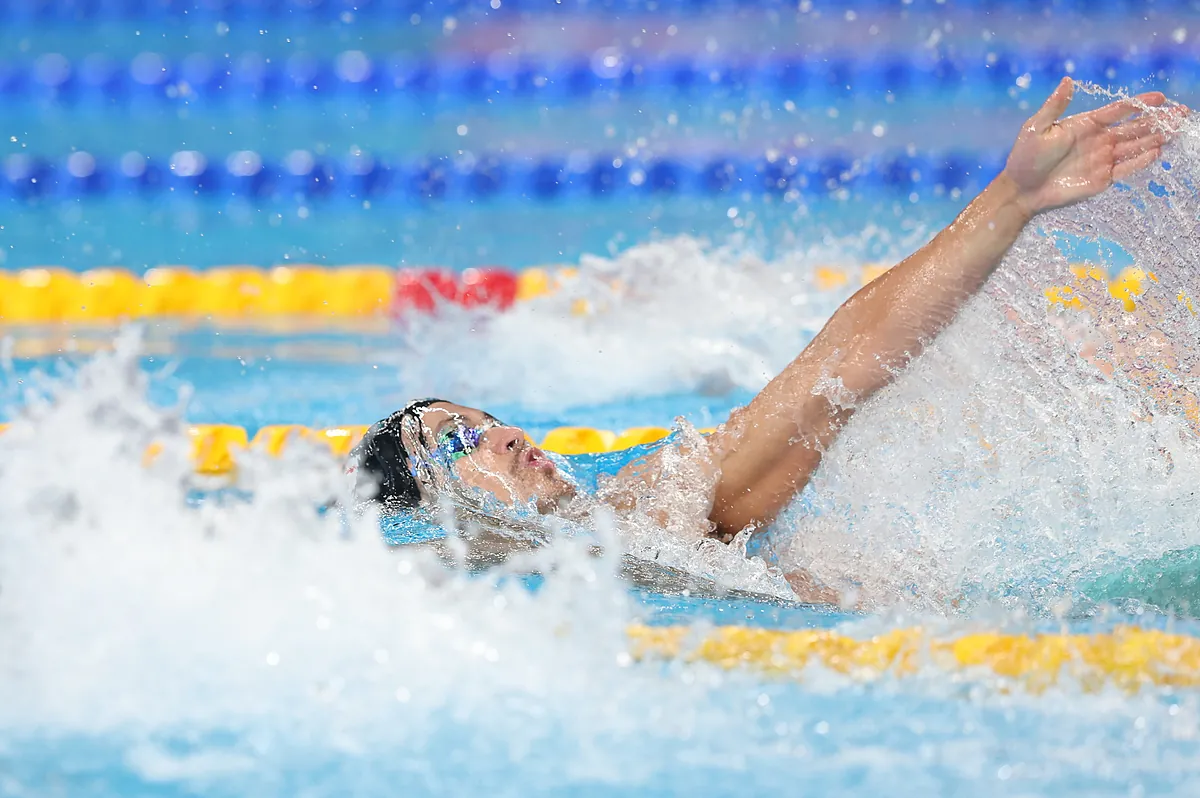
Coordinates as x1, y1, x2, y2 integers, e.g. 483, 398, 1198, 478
0, 344, 799, 789
4, 95, 1200, 794
0, 333, 631, 737
783, 104, 1200, 612
382, 233, 911, 410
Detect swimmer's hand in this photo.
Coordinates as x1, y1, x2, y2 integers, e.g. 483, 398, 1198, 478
1003, 77, 1185, 216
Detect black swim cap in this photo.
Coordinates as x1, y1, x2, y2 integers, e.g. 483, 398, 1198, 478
349, 398, 447, 508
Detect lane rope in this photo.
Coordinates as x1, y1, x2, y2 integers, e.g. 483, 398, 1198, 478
627, 624, 1200, 691
2, 48, 1177, 105
0, 0, 1160, 23
0, 261, 1152, 323
0, 263, 893, 322
0, 421, 702, 474
4, 147, 1007, 202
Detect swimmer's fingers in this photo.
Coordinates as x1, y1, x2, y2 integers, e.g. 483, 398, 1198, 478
1113, 145, 1163, 182
1113, 131, 1167, 163
1084, 91, 1168, 127
1030, 77, 1075, 131
1109, 105, 1189, 142
1110, 115, 1166, 143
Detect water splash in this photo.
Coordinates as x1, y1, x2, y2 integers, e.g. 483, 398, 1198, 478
783, 108, 1200, 615
382, 231, 918, 411
9, 98, 1200, 797
0, 329, 950, 797
0, 333, 850, 796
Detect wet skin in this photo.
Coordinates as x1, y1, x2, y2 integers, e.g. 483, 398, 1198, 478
413, 402, 577, 513
414, 400, 843, 605
399, 82, 1187, 608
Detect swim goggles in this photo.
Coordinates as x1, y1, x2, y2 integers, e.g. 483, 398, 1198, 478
427, 415, 501, 468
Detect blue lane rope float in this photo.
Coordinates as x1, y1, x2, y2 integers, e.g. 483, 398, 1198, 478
1, 148, 1010, 201
2, 49, 1187, 105
0, 0, 1191, 22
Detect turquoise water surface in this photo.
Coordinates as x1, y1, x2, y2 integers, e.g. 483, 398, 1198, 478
5, 1, 1200, 796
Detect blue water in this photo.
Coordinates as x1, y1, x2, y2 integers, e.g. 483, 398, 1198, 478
0, 193, 957, 270
4, 2, 1200, 796
5, 689, 1196, 798
3, 346, 755, 433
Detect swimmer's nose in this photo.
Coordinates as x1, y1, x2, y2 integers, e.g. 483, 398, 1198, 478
482, 424, 525, 455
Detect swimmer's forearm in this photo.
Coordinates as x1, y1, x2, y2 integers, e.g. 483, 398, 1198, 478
706, 174, 1033, 535
827, 80, 1180, 406
706, 82, 1178, 537
827, 170, 1033, 398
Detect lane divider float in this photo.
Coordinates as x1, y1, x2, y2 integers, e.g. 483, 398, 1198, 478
1044, 264, 1189, 315
0, 263, 892, 323
5, 147, 1007, 201
0, 261, 1155, 324
0, 0, 1173, 24
0, 421, 692, 475
3, 47, 1177, 106
628, 624, 1200, 692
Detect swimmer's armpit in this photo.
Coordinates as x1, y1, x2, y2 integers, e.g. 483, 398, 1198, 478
606, 435, 723, 538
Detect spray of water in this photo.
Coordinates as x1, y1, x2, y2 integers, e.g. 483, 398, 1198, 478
0, 334, 777, 791
6, 331, 1034, 796
382, 232, 914, 410
367, 92, 1200, 617
782, 99, 1200, 614
8, 90, 1200, 796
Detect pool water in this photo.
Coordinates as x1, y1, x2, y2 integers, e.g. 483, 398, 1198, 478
5, 2, 1200, 796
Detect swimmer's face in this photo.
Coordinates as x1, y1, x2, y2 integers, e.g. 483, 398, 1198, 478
412, 401, 576, 512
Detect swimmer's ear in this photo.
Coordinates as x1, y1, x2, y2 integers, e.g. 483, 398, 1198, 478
1031, 77, 1075, 132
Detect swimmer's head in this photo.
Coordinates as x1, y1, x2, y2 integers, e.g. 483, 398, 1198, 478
349, 399, 577, 513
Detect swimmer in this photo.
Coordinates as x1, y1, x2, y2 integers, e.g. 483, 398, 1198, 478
350, 79, 1186, 604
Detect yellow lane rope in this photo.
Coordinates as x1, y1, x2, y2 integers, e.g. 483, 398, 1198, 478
0, 422, 693, 474
0, 262, 1162, 324
0, 263, 895, 323
627, 624, 1200, 692
0, 266, 397, 322
1043, 264, 1191, 314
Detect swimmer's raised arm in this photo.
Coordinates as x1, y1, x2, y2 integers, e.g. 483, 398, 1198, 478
699, 78, 1181, 539
353, 80, 1182, 605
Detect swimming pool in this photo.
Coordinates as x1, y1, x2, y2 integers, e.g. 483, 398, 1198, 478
5, 1, 1200, 796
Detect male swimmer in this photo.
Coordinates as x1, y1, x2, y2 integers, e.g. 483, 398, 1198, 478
349, 79, 1185, 603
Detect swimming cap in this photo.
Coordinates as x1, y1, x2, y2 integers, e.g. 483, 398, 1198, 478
348, 398, 447, 508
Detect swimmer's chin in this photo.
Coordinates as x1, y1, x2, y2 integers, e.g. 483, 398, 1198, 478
534, 483, 579, 515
